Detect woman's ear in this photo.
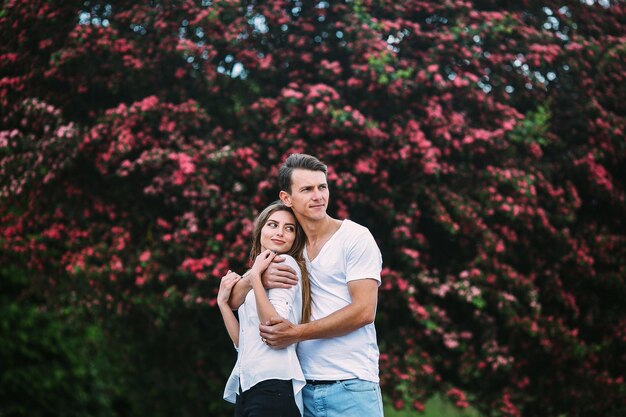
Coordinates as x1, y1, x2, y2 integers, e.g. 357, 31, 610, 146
279, 190, 292, 207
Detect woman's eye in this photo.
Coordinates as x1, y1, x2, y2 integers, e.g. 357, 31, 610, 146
285, 226, 295, 232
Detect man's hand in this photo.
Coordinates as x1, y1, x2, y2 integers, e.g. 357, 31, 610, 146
259, 316, 302, 349
261, 255, 298, 289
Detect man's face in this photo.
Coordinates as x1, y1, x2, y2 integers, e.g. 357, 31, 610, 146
280, 169, 329, 221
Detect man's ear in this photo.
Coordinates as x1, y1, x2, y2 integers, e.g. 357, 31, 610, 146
279, 190, 292, 207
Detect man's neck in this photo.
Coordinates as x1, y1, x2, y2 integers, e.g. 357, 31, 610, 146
298, 215, 341, 247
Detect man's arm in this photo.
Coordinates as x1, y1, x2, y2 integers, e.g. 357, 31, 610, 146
259, 278, 379, 349
227, 256, 298, 309
227, 271, 252, 310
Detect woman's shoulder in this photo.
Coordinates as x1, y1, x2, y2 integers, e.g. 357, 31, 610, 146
279, 254, 301, 276
280, 253, 297, 265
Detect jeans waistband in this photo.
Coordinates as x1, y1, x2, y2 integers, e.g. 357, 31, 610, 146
306, 378, 354, 385
239, 379, 293, 395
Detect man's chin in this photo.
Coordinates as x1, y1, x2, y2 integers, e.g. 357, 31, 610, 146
308, 212, 327, 220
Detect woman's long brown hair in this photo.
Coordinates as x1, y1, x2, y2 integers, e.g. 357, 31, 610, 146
249, 201, 311, 324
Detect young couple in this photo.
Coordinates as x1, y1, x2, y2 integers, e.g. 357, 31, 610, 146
217, 154, 384, 417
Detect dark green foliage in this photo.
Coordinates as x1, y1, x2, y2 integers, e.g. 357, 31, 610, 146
0, 266, 115, 417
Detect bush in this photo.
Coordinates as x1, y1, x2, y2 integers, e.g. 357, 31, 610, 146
0, 265, 115, 417
1, 1, 624, 416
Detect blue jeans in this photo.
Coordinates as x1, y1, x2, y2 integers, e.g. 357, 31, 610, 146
303, 379, 384, 417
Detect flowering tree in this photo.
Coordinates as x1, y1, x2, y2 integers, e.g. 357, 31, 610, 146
1, 1, 624, 416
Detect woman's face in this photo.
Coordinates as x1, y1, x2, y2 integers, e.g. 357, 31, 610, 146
260, 210, 297, 254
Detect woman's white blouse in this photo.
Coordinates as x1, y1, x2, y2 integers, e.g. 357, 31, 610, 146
223, 255, 305, 415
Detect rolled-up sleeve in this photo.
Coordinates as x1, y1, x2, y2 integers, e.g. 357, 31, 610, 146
267, 256, 301, 319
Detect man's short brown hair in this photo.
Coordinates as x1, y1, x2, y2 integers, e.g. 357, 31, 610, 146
278, 154, 328, 193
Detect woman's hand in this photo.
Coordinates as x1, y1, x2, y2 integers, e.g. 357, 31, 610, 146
250, 249, 277, 278
217, 271, 241, 308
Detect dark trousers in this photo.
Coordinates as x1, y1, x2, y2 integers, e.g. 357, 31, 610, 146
235, 379, 300, 417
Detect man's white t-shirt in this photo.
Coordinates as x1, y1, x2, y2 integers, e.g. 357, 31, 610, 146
297, 219, 383, 383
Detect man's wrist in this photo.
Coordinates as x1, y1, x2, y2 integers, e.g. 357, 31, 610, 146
294, 323, 307, 343
241, 271, 253, 287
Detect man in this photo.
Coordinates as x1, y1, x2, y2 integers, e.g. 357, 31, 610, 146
230, 153, 384, 417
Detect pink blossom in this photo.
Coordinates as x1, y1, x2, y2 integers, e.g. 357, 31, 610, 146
139, 250, 151, 263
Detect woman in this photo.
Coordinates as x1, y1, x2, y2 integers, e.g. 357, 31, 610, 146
217, 201, 311, 417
